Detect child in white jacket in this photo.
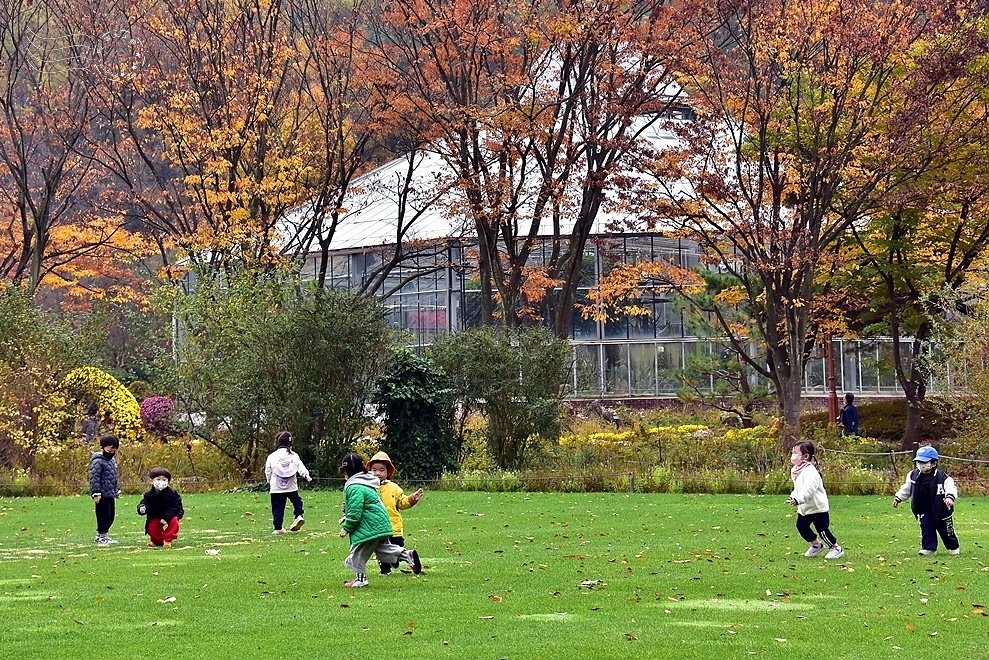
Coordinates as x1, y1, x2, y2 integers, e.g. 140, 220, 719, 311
787, 441, 844, 559
264, 431, 312, 535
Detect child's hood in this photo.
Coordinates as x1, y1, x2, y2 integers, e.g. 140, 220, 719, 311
271, 449, 300, 477
344, 472, 380, 490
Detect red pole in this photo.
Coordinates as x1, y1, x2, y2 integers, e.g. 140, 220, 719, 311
825, 335, 839, 424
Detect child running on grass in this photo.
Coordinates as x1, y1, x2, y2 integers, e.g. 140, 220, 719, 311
366, 451, 423, 574
264, 431, 311, 535
89, 435, 121, 545
338, 452, 422, 588
787, 441, 844, 559
893, 445, 960, 556
137, 467, 185, 548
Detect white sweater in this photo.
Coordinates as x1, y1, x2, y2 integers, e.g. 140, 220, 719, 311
263, 448, 311, 494
790, 464, 829, 515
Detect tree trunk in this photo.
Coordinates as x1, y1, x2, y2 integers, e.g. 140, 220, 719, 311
778, 380, 803, 449
899, 326, 929, 451
901, 403, 924, 452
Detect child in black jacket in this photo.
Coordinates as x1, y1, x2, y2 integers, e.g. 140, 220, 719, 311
893, 446, 960, 556
137, 467, 185, 548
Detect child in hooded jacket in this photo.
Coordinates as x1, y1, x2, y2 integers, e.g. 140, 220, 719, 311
137, 467, 185, 547
787, 441, 844, 560
264, 431, 311, 535
337, 452, 422, 588
893, 445, 960, 556
366, 451, 424, 574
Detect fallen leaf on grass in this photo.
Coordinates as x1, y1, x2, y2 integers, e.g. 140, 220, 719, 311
480, 616, 494, 620
580, 580, 605, 589
205, 549, 220, 556
774, 638, 787, 643
624, 632, 637, 641
156, 596, 176, 604
489, 595, 503, 603
973, 604, 986, 617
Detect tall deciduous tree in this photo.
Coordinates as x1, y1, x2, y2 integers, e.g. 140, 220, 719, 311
370, 0, 688, 334
0, 0, 140, 299
85, 0, 409, 282
845, 106, 989, 449
634, 0, 983, 445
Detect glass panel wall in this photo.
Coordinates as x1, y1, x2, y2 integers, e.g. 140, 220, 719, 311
312, 238, 948, 398
629, 344, 657, 394
604, 344, 630, 395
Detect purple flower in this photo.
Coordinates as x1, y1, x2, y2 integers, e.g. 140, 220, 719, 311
140, 396, 175, 435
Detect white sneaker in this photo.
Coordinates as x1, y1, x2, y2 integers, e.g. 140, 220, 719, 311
918, 549, 936, 556
948, 548, 960, 556
804, 544, 826, 558
289, 516, 305, 531
825, 545, 844, 560
104, 536, 118, 544
271, 529, 288, 536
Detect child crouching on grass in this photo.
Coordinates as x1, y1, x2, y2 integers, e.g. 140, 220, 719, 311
787, 441, 844, 560
137, 467, 184, 548
366, 451, 423, 575
338, 453, 422, 588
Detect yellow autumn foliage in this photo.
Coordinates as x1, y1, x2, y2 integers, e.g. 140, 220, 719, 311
36, 367, 144, 447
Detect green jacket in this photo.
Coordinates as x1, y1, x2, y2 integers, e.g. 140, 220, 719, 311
342, 472, 393, 545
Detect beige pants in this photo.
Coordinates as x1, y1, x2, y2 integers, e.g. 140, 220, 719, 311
344, 538, 408, 574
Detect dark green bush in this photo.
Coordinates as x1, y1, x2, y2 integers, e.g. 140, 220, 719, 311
801, 398, 958, 443
374, 349, 458, 482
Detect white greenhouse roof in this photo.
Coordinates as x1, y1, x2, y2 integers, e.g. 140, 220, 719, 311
279, 118, 690, 253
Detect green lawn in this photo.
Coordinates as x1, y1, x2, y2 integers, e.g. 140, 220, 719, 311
0, 491, 986, 659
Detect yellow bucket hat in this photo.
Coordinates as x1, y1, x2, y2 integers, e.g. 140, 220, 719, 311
366, 451, 395, 478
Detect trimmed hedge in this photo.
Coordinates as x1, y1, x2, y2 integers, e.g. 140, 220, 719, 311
801, 398, 958, 443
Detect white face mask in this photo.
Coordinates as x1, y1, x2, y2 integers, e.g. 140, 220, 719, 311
152, 479, 169, 491
916, 461, 935, 474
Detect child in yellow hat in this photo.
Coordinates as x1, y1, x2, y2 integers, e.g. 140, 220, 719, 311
366, 451, 423, 574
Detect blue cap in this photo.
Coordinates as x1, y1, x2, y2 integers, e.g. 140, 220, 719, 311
914, 446, 939, 462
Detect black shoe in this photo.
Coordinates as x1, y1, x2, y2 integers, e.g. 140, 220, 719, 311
380, 565, 392, 575
408, 549, 422, 575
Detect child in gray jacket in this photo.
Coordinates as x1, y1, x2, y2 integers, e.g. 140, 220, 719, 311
89, 435, 121, 545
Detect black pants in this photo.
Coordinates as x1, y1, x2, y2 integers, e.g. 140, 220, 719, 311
270, 491, 304, 530
379, 536, 404, 574
919, 512, 959, 552
95, 497, 115, 534
796, 511, 838, 547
